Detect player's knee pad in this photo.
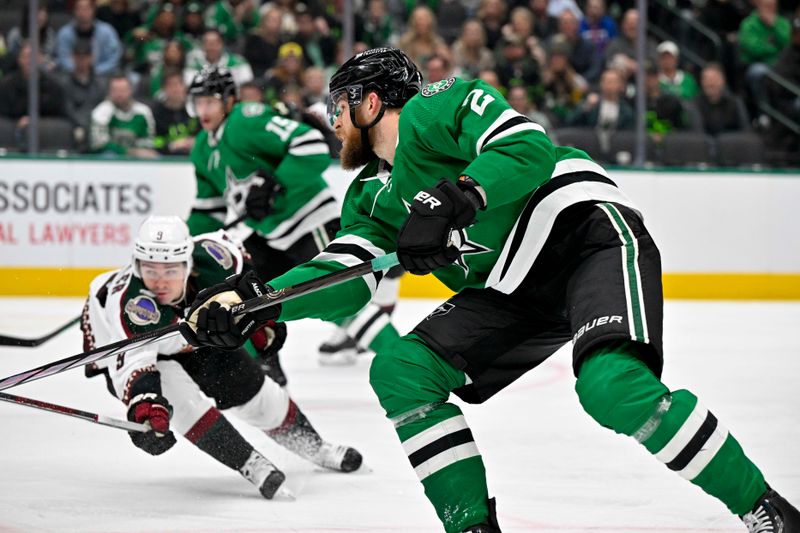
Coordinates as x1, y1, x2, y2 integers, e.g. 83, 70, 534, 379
224, 376, 290, 430
369, 338, 452, 419
575, 342, 670, 437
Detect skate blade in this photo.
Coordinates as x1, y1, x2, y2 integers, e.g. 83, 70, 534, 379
272, 484, 296, 501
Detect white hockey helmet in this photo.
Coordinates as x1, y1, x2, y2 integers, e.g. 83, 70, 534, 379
132, 215, 194, 282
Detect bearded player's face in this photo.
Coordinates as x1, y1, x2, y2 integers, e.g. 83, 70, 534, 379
331, 96, 376, 170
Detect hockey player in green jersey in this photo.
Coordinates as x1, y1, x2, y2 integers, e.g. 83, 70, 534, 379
186, 66, 401, 382
182, 49, 800, 532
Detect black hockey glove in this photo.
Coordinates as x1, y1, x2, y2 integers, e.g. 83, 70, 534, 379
397, 178, 485, 275
127, 393, 176, 456
245, 169, 285, 221
181, 271, 281, 349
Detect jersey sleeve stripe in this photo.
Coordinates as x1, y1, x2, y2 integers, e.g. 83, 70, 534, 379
475, 110, 545, 155
315, 243, 385, 286
482, 121, 547, 152
192, 197, 226, 210
289, 129, 325, 146
288, 143, 330, 156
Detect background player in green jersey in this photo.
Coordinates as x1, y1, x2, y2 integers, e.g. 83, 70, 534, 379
182, 50, 799, 532
185, 66, 401, 382
82, 216, 362, 499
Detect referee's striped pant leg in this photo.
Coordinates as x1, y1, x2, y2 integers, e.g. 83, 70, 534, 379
370, 337, 489, 533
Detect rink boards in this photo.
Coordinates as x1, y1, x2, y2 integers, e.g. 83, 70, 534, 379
0, 156, 799, 299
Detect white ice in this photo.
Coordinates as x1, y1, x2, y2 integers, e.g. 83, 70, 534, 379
0, 297, 798, 533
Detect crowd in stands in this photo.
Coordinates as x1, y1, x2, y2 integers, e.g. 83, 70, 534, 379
0, 0, 797, 167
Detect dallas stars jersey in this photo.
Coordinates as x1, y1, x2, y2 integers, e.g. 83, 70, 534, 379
81, 231, 243, 403
90, 100, 156, 154
188, 102, 338, 250
268, 77, 638, 322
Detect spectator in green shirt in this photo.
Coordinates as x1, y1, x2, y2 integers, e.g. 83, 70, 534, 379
656, 41, 699, 101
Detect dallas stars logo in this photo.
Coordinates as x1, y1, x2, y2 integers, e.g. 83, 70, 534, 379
224, 166, 265, 215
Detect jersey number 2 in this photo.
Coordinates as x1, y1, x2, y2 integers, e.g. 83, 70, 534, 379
266, 116, 299, 142
462, 89, 495, 116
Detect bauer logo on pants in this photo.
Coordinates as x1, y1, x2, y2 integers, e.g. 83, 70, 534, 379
125, 295, 161, 326
573, 315, 623, 343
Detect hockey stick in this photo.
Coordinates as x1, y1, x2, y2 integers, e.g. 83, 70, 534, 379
0, 391, 146, 432
0, 216, 250, 349
0, 252, 400, 392
0, 316, 81, 347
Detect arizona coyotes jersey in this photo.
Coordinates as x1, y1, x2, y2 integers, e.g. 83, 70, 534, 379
81, 231, 243, 403
188, 102, 339, 250
267, 77, 638, 323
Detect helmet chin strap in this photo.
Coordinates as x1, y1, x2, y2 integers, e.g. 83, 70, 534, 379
349, 102, 386, 152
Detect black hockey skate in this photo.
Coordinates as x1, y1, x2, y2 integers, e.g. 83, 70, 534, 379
742, 487, 800, 533
461, 498, 501, 532
239, 451, 286, 499
259, 352, 287, 387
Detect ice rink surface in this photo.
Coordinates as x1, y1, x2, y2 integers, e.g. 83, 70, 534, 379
0, 297, 797, 533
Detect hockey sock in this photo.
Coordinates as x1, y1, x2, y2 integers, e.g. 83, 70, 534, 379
370, 335, 489, 533
265, 400, 324, 458
184, 407, 254, 471
576, 341, 766, 515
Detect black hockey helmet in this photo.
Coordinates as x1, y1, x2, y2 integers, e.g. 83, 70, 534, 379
187, 65, 236, 116
327, 47, 422, 127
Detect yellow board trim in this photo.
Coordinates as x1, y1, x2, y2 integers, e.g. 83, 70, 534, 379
2, 268, 800, 300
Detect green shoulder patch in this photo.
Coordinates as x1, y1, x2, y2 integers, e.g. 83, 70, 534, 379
421, 77, 455, 97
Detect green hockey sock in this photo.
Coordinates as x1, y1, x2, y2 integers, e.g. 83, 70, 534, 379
332, 302, 400, 353
370, 335, 489, 533
577, 342, 766, 515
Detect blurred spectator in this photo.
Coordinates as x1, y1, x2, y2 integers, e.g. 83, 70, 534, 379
362, 0, 396, 48
699, 0, 750, 89
0, 42, 65, 129
149, 39, 187, 98
152, 69, 198, 155
477, 68, 504, 91
239, 79, 264, 102
546, 0, 581, 19
499, 6, 546, 64
739, 0, 791, 111
294, 3, 336, 67
55, 0, 123, 76
764, 11, 800, 159
263, 41, 305, 104
6, 2, 57, 65
90, 74, 158, 157
301, 66, 327, 106
130, 3, 191, 74
58, 39, 107, 151
495, 35, 542, 93
184, 29, 253, 86
476, 0, 508, 50
738, 0, 791, 67
567, 68, 633, 130
541, 37, 588, 124
397, 6, 451, 67
657, 41, 699, 100
645, 63, 688, 139
529, 0, 559, 40
244, 6, 284, 77
96, 0, 142, 43
437, 0, 469, 44
452, 20, 495, 80
506, 85, 554, 132
605, 9, 656, 76
181, 2, 206, 46
549, 9, 601, 83
579, 0, 616, 57
694, 63, 749, 136
204, 0, 260, 43
425, 54, 453, 82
